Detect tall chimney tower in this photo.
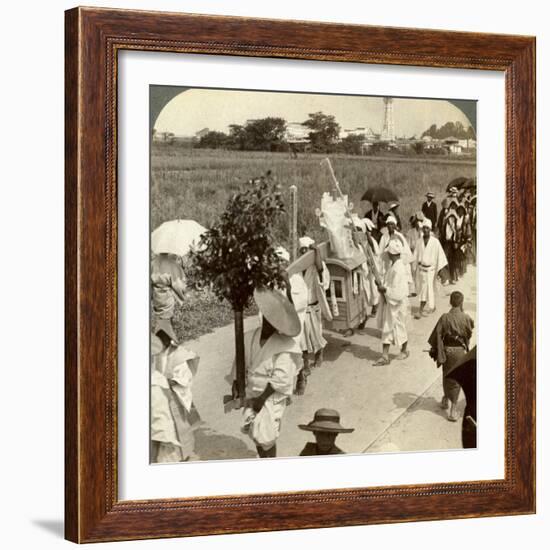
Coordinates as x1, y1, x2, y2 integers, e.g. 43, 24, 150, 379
381, 97, 395, 142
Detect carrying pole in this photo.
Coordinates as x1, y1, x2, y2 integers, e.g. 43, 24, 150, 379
321, 158, 386, 300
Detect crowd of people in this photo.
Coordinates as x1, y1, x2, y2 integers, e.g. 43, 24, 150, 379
149, 184, 477, 462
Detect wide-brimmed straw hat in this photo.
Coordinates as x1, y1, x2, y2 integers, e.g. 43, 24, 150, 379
254, 288, 301, 337
299, 408, 354, 433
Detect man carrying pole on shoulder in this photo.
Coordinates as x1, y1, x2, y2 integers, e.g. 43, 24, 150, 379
374, 240, 410, 366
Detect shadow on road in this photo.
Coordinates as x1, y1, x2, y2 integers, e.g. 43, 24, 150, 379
323, 335, 380, 363
194, 426, 257, 461
392, 391, 448, 420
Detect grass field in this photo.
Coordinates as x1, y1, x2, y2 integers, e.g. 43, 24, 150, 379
152, 145, 476, 342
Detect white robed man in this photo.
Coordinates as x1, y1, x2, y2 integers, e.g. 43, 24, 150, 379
274, 246, 309, 394
237, 287, 303, 458
413, 218, 448, 319
297, 236, 331, 379
374, 239, 410, 366
355, 218, 381, 320
379, 215, 414, 293
151, 320, 201, 463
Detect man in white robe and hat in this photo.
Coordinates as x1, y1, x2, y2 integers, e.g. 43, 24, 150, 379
414, 218, 448, 319
379, 214, 414, 293
275, 246, 309, 394
297, 236, 331, 380
356, 218, 381, 320
237, 288, 303, 458
374, 239, 410, 366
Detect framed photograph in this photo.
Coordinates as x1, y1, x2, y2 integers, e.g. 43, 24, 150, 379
65, 7, 536, 543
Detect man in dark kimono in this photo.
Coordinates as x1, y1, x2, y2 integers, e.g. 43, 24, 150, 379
298, 408, 354, 455
428, 291, 474, 422
436, 198, 450, 284
363, 201, 385, 242
421, 192, 438, 229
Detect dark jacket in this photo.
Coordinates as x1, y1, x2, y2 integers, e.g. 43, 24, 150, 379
422, 200, 438, 229
428, 307, 474, 366
299, 442, 344, 456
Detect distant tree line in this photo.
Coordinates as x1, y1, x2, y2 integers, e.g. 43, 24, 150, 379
421, 121, 476, 140
182, 113, 476, 155
195, 112, 343, 153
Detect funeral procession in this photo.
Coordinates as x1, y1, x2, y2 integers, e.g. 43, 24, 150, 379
150, 90, 478, 464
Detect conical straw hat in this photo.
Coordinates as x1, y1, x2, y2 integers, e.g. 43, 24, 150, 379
253, 288, 301, 337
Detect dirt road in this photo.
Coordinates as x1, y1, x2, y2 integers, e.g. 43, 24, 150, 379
187, 265, 477, 461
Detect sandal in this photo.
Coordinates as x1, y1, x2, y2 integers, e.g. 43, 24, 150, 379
373, 356, 391, 366
396, 350, 410, 360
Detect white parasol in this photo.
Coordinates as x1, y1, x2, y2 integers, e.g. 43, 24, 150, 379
151, 219, 207, 257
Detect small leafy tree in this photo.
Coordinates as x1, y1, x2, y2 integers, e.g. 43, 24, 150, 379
303, 111, 341, 153
189, 172, 286, 401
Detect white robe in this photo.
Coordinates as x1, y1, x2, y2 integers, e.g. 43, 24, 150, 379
360, 238, 381, 307
151, 345, 199, 462
376, 258, 409, 346
414, 235, 448, 310
240, 328, 302, 450
379, 231, 413, 280
300, 263, 330, 354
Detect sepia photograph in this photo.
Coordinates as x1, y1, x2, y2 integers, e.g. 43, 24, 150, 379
149, 86, 478, 464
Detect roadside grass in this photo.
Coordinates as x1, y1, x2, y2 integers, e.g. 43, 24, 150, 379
153, 146, 476, 342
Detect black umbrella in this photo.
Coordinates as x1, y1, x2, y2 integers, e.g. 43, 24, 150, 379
462, 177, 477, 192
361, 186, 399, 203
447, 346, 477, 448
446, 177, 470, 192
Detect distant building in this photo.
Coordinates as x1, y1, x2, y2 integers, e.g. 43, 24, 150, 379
443, 136, 462, 154
153, 131, 175, 143
458, 138, 476, 149
195, 128, 210, 139
285, 122, 310, 143
340, 127, 377, 140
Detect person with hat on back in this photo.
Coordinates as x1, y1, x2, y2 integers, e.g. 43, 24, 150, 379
297, 236, 331, 378
374, 239, 410, 365
421, 192, 438, 230
236, 286, 303, 458
413, 218, 448, 319
274, 245, 310, 395
298, 408, 354, 456
151, 320, 201, 463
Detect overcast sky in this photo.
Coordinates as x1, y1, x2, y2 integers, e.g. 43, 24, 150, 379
153, 87, 473, 139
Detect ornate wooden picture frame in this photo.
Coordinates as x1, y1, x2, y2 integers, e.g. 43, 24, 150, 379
65, 6, 535, 543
